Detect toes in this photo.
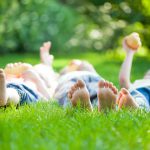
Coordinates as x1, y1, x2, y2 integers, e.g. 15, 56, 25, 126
68, 80, 86, 99
116, 91, 123, 105
0, 69, 5, 78
71, 86, 76, 91
68, 89, 73, 99
43, 42, 47, 47
68, 91, 72, 99
77, 80, 85, 88
43, 42, 51, 49
113, 87, 118, 94
68, 83, 78, 99
116, 88, 129, 107
118, 95, 125, 109
0, 69, 4, 74
99, 80, 118, 95
121, 88, 129, 95
8, 63, 13, 68
68, 79, 87, 100
108, 82, 118, 94
74, 83, 78, 89
98, 80, 105, 88
46, 41, 51, 49
108, 82, 113, 88
104, 81, 109, 88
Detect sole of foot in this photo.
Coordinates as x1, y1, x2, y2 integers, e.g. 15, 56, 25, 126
97, 80, 118, 111
40, 41, 53, 66
117, 88, 138, 109
68, 80, 93, 111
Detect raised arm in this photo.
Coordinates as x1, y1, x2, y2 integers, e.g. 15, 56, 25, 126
119, 42, 135, 89
119, 33, 141, 89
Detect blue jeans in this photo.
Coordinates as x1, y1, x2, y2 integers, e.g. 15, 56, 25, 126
130, 87, 150, 110
7, 83, 40, 105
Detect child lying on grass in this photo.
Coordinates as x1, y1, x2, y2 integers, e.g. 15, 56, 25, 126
65, 33, 150, 111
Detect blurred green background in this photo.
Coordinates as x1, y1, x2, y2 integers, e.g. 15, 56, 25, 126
0, 0, 150, 53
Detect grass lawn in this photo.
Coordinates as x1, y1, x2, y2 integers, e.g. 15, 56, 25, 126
0, 51, 150, 150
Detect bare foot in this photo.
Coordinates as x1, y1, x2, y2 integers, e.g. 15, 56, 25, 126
4, 62, 32, 76
40, 41, 54, 66
117, 88, 139, 109
97, 80, 118, 111
68, 80, 93, 111
0, 69, 7, 106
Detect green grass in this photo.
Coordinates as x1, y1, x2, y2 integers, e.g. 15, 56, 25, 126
0, 51, 150, 150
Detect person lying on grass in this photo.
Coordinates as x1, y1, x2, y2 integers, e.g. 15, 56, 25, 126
56, 34, 150, 111
0, 42, 97, 107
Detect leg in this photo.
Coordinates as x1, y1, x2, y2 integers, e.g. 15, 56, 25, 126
97, 80, 118, 111
68, 80, 93, 111
0, 69, 20, 106
40, 41, 54, 66
117, 88, 139, 109
21, 69, 52, 100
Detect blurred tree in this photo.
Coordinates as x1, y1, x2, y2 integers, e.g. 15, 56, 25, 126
60, 0, 150, 50
0, 0, 150, 53
0, 0, 80, 53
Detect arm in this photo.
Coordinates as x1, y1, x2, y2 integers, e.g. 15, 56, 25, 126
119, 40, 136, 89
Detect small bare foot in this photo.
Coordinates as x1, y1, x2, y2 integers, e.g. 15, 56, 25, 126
117, 88, 139, 109
0, 69, 7, 106
68, 80, 93, 111
97, 80, 118, 111
40, 41, 54, 66
4, 62, 32, 76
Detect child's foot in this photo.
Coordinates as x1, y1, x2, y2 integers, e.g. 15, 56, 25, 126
4, 62, 32, 76
117, 88, 139, 109
68, 80, 93, 111
40, 41, 54, 66
0, 69, 7, 106
97, 80, 118, 111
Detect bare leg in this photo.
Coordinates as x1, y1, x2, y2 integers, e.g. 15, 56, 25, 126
40, 41, 54, 66
117, 88, 139, 109
21, 69, 51, 100
34, 41, 57, 92
0, 69, 20, 106
97, 80, 118, 111
68, 80, 93, 111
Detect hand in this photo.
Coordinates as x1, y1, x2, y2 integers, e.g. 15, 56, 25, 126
122, 39, 138, 54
